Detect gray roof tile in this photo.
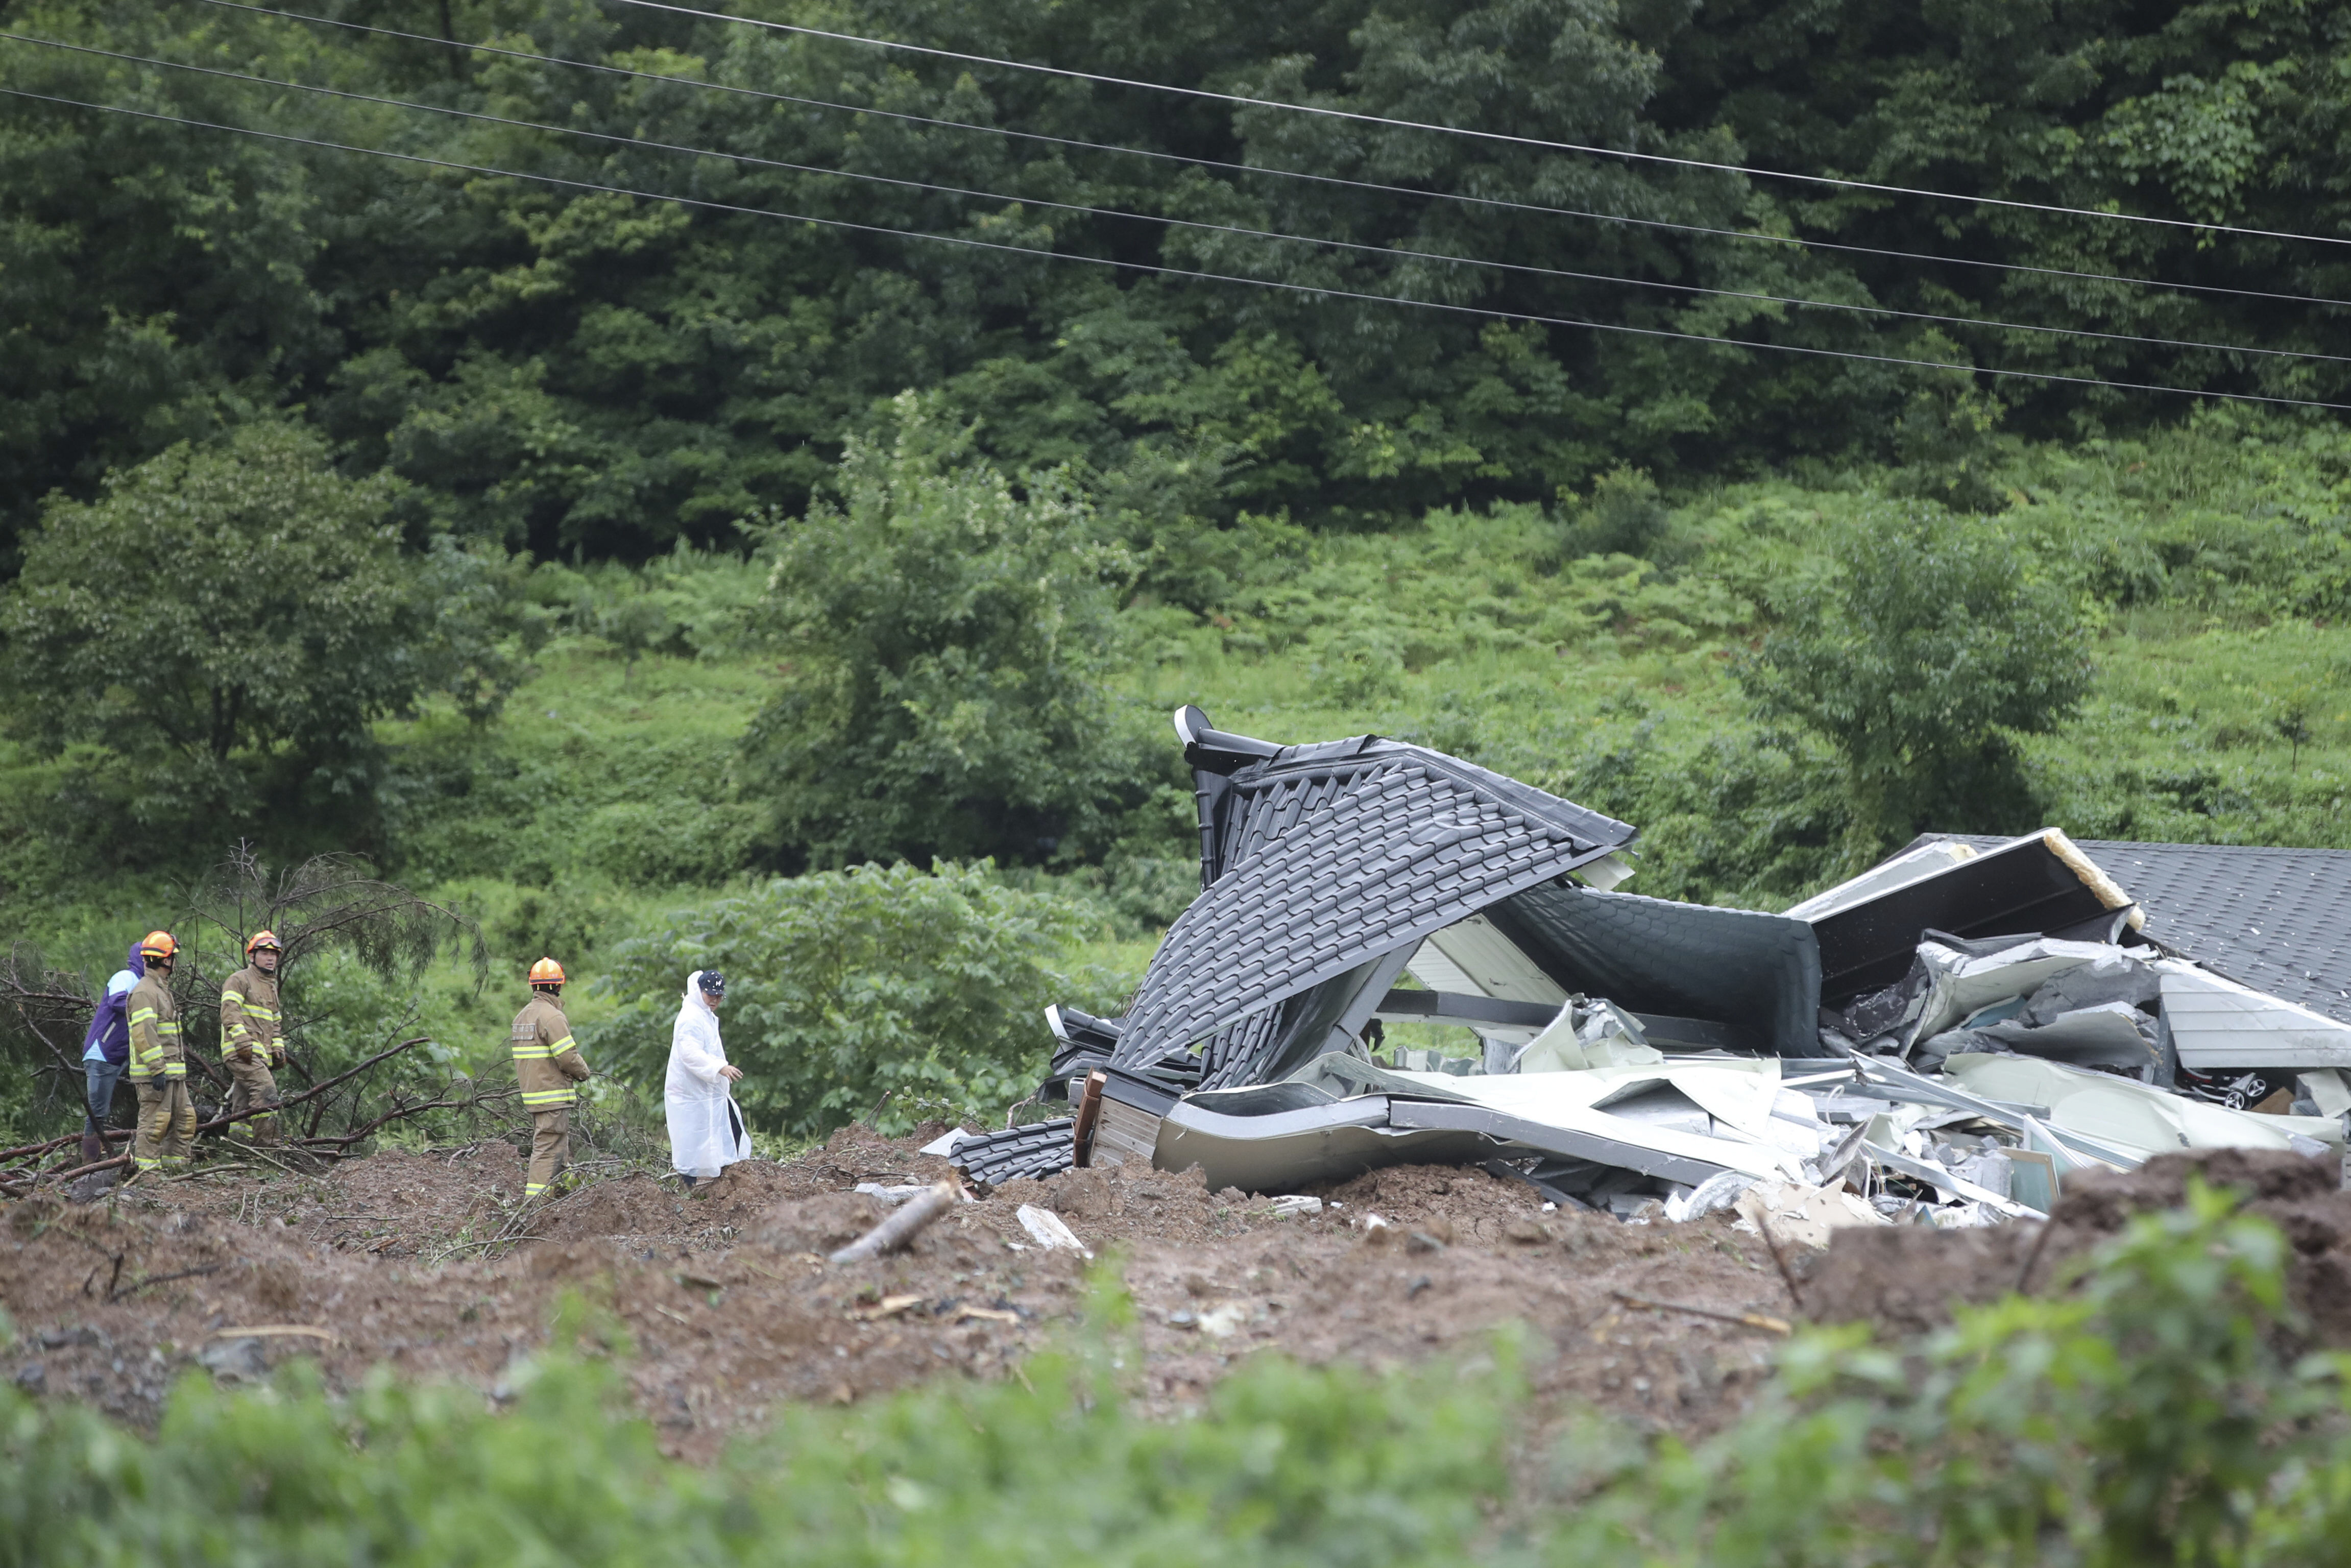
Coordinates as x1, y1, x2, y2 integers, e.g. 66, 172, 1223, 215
1115, 738, 1635, 1075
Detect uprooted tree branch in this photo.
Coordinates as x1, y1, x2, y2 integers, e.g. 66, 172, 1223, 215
0, 846, 508, 1188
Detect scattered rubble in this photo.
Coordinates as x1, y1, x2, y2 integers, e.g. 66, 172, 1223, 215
953, 709, 2351, 1239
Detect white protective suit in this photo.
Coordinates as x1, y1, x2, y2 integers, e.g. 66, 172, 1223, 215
666, 971, 751, 1178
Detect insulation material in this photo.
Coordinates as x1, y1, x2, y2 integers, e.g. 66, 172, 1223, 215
1732, 1180, 1890, 1247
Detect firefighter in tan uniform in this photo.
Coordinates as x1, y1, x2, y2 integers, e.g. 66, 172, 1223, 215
126, 930, 195, 1173
512, 957, 590, 1198
219, 930, 286, 1145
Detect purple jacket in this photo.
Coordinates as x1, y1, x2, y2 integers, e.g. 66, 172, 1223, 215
80, 942, 145, 1067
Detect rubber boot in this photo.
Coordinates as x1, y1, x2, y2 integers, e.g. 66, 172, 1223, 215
79, 1130, 104, 1167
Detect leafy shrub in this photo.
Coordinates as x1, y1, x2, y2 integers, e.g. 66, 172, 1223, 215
572, 800, 762, 888
0, 428, 549, 866
1738, 506, 2093, 851
1308, 626, 1409, 708
739, 394, 1151, 868
1550, 1179, 2326, 1567
558, 544, 766, 682
0, 426, 415, 814
0, 1294, 1515, 1568
586, 861, 1099, 1137
1558, 465, 1678, 562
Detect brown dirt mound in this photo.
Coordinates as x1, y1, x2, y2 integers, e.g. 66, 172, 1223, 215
1806, 1148, 2351, 1341
1, 1137, 1903, 1459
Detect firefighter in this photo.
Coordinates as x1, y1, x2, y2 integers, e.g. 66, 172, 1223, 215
126, 931, 194, 1174
511, 957, 590, 1198
219, 930, 287, 1146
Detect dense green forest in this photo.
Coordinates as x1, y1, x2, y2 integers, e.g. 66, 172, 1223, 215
7, 0, 2351, 563
3, 0, 2351, 1138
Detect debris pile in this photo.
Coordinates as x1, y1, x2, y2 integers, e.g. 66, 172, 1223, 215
951, 708, 2351, 1237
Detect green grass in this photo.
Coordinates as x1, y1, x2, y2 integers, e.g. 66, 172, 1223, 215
10, 415, 2351, 1142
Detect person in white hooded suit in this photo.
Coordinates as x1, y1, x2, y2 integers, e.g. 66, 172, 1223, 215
667, 970, 751, 1188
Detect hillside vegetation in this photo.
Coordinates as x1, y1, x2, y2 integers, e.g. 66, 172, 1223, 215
3, 407, 2348, 1146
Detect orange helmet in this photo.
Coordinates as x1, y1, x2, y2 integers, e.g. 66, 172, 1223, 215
246, 929, 283, 957
138, 930, 177, 961
528, 957, 566, 988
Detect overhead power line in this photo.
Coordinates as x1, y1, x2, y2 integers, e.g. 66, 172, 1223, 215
189, 0, 2351, 313
618, 0, 2351, 250
10, 85, 2349, 417
23, 31, 2347, 370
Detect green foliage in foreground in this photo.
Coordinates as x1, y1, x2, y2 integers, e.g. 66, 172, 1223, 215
586, 861, 1111, 1137
4, 1184, 2348, 1567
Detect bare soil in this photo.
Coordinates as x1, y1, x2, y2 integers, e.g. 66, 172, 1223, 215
4, 1132, 2318, 1459
1807, 1147, 2351, 1343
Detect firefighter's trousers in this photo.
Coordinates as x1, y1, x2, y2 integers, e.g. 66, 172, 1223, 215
226, 1055, 282, 1145
133, 1079, 195, 1171
526, 1108, 571, 1198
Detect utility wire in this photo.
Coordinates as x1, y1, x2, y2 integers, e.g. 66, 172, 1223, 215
188, 0, 2351, 312
619, 0, 2351, 250
12, 85, 2350, 417
26, 31, 2346, 369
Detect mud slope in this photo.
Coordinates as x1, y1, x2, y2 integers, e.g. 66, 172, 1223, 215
2, 1127, 1821, 1457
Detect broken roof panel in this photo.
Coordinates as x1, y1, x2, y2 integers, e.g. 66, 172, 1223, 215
1175, 706, 1635, 890
1113, 718, 1637, 1075
1487, 882, 1823, 1057
1925, 836, 2351, 1027
1807, 829, 2142, 1001
2154, 960, 2351, 1069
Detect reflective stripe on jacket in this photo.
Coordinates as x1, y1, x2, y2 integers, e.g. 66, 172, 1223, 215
127, 971, 183, 1081
220, 966, 282, 1061
511, 994, 589, 1109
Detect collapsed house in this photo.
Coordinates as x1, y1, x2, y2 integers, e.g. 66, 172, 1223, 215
947, 709, 2351, 1231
